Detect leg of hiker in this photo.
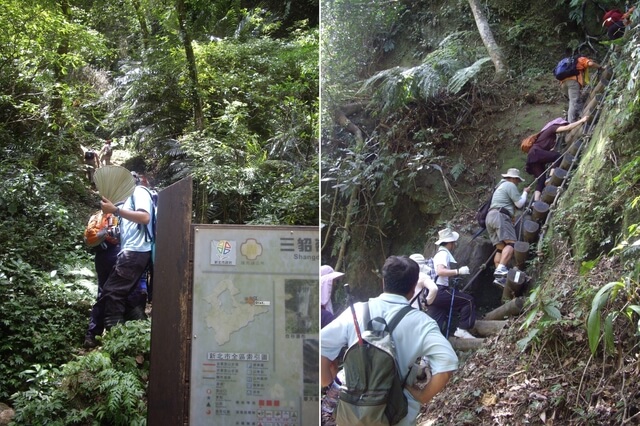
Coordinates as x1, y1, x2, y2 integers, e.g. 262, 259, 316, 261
84, 243, 118, 348
101, 251, 150, 329
426, 287, 453, 334
562, 79, 581, 123
451, 290, 477, 339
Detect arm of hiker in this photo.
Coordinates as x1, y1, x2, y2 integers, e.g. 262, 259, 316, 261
321, 355, 337, 387
436, 264, 459, 277
514, 187, 529, 209
405, 371, 453, 404
424, 277, 438, 305
556, 115, 588, 133
101, 197, 150, 225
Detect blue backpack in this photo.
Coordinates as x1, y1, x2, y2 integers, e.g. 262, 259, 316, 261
553, 57, 579, 80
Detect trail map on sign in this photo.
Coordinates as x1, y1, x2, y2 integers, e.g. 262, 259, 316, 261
190, 226, 318, 426
203, 279, 269, 345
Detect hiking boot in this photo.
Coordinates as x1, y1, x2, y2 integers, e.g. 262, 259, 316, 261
494, 265, 508, 277
83, 335, 98, 349
493, 277, 506, 288
453, 328, 475, 339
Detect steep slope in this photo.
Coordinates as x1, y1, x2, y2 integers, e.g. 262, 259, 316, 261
418, 41, 640, 425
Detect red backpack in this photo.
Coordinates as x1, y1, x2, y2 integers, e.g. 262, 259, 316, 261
603, 9, 623, 27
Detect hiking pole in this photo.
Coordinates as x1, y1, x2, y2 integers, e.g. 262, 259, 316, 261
461, 248, 496, 292
445, 288, 455, 338
344, 284, 364, 346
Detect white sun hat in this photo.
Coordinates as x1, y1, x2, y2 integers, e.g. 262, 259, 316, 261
321, 265, 344, 314
435, 228, 460, 245
501, 168, 525, 182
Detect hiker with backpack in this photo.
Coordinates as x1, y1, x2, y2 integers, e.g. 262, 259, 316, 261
522, 115, 590, 201
82, 210, 148, 348
98, 139, 113, 166
320, 255, 458, 426
84, 148, 99, 182
485, 168, 529, 287
95, 170, 154, 330
426, 228, 477, 339
603, 7, 635, 40
408, 253, 438, 310
555, 51, 601, 123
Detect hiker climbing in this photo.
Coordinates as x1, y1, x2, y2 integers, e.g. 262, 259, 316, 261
485, 168, 529, 287
555, 51, 601, 122
99, 139, 113, 167
320, 264, 344, 328
408, 253, 438, 310
603, 6, 635, 40
425, 228, 477, 339
522, 115, 590, 201
320, 255, 458, 426
84, 148, 99, 183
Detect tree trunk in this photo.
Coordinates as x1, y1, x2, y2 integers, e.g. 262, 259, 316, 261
483, 297, 525, 320
448, 337, 485, 350
471, 320, 508, 337
334, 109, 365, 271
131, 0, 150, 51
175, 0, 204, 131
467, 0, 508, 77
175, 0, 206, 222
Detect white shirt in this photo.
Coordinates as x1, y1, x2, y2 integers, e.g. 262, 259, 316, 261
433, 247, 455, 286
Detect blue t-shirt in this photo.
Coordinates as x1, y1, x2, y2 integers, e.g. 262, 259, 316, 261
120, 186, 153, 253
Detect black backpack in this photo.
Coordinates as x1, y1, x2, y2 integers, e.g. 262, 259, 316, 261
84, 150, 95, 160
553, 57, 579, 81
336, 303, 413, 426
476, 182, 507, 228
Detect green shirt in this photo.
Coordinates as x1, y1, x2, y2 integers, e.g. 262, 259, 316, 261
490, 180, 521, 216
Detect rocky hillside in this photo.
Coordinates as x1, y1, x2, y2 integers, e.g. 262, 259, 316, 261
321, 0, 640, 424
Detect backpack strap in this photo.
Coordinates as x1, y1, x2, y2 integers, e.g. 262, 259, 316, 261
386, 305, 414, 334
364, 302, 413, 333
362, 302, 371, 331
130, 186, 156, 242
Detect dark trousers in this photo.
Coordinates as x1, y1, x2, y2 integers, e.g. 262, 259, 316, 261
86, 244, 119, 338
426, 285, 476, 335
99, 250, 151, 329
87, 246, 149, 337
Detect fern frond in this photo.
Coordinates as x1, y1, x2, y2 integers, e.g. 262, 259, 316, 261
447, 57, 492, 94
409, 64, 444, 100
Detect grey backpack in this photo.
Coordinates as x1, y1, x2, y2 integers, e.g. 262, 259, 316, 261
336, 303, 413, 425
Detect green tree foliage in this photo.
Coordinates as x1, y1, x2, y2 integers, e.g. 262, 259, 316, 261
0, 0, 318, 414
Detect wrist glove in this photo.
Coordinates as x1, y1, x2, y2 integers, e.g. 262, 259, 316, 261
458, 266, 470, 275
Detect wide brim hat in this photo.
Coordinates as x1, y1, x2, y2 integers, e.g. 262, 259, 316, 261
435, 228, 459, 245
409, 253, 426, 264
321, 265, 345, 282
501, 167, 525, 182
321, 265, 344, 307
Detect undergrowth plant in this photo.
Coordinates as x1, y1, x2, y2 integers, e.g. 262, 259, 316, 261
11, 320, 151, 426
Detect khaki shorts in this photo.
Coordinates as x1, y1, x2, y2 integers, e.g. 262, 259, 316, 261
486, 209, 517, 245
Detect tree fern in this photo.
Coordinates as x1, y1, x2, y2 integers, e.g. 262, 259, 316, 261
448, 57, 492, 94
